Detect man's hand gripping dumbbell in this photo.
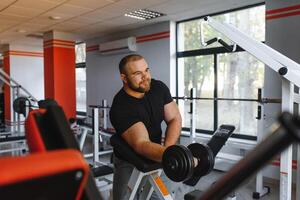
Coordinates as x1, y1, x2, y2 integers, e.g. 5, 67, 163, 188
162, 125, 235, 186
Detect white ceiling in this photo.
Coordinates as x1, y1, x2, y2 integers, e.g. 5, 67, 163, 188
0, 0, 263, 47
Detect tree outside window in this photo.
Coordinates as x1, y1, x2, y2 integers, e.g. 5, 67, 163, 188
75, 43, 86, 113
177, 5, 265, 137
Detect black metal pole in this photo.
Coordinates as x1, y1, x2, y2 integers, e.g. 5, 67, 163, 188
172, 96, 281, 103
199, 112, 300, 200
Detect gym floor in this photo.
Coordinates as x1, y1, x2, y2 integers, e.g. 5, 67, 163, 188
165, 171, 280, 200
177, 170, 283, 200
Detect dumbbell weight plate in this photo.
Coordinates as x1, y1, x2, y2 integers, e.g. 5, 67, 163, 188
13, 97, 28, 116
187, 143, 214, 177
162, 145, 194, 182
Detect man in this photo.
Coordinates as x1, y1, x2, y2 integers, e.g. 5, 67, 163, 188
110, 54, 182, 199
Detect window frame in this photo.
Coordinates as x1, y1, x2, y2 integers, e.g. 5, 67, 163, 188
75, 42, 87, 115
176, 3, 265, 141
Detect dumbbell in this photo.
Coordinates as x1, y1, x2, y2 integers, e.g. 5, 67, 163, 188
162, 143, 214, 183
162, 124, 235, 186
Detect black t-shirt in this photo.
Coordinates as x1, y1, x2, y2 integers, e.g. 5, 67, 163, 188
110, 79, 173, 159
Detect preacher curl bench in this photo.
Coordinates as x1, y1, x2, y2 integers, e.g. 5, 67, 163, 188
111, 112, 300, 200
110, 124, 235, 200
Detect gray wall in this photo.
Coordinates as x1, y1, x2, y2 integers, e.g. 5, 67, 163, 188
11, 56, 44, 100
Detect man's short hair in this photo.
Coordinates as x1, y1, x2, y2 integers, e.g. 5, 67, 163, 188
119, 54, 144, 74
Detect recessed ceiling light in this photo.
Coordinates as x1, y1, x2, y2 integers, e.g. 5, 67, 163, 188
16, 29, 26, 33
124, 9, 165, 20
49, 16, 61, 20
26, 33, 44, 39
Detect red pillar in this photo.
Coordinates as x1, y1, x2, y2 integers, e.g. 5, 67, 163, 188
43, 31, 76, 119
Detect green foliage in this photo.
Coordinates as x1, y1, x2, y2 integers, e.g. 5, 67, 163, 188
178, 5, 265, 135
75, 43, 86, 63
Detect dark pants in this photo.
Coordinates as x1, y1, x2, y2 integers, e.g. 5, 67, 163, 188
113, 155, 169, 200
113, 155, 135, 200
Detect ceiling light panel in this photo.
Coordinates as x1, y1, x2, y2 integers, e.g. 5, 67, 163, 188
124, 9, 165, 20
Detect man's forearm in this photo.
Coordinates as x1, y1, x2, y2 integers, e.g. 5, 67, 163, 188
135, 141, 166, 162
164, 117, 182, 147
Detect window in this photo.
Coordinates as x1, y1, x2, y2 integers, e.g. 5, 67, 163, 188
75, 43, 86, 113
176, 4, 265, 139
178, 55, 214, 131
76, 43, 86, 64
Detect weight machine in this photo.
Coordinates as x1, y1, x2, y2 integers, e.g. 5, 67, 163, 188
0, 68, 38, 156
0, 68, 38, 131
76, 100, 114, 191
201, 16, 300, 200
78, 100, 113, 159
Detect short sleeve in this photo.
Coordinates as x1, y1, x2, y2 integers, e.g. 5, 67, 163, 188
159, 81, 173, 105
109, 105, 141, 135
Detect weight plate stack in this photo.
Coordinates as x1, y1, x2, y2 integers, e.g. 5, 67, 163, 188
188, 143, 214, 177
162, 145, 194, 182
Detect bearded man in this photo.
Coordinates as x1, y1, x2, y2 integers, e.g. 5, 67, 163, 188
110, 54, 182, 200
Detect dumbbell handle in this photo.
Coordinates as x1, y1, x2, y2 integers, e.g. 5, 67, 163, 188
193, 157, 200, 167
199, 112, 300, 200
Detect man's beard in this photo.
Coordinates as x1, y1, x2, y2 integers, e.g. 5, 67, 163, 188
128, 79, 151, 93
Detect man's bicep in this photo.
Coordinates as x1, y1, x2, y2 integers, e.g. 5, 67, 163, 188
164, 101, 181, 123
121, 122, 150, 150
110, 107, 140, 134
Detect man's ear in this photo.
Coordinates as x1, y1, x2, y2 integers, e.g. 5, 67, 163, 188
120, 74, 127, 83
